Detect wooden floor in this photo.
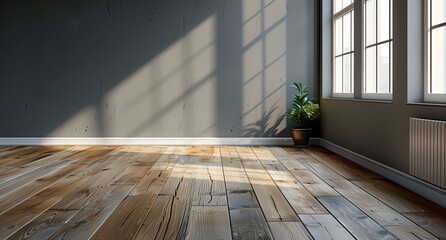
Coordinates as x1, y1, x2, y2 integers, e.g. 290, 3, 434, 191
0, 146, 445, 240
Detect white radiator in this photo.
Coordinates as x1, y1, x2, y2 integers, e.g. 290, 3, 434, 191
410, 118, 446, 189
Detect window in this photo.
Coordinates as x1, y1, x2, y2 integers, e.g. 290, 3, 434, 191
426, 0, 446, 102
363, 0, 393, 100
333, 0, 354, 97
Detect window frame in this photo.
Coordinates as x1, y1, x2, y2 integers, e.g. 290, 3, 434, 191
424, 0, 446, 103
362, 0, 393, 101
332, 1, 355, 98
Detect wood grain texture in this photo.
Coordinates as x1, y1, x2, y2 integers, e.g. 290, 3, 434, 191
0, 145, 444, 239
352, 179, 432, 213
403, 212, 446, 239
222, 146, 259, 209
385, 225, 439, 240
268, 222, 312, 240
299, 214, 355, 240
318, 196, 397, 240
185, 206, 231, 240
7, 210, 79, 240
326, 179, 417, 226
289, 169, 339, 196
230, 208, 273, 240
190, 146, 227, 206
249, 178, 299, 222
135, 147, 195, 240
283, 147, 344, 180
0, 174, 88, 239
92, 147, 175, 240
302, 147, 382, 180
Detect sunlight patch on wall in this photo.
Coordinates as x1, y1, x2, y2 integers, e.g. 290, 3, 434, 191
51, 15, 218, 137
241, 0, 287, 137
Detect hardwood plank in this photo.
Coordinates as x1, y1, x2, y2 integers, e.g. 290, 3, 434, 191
185, 206, 231, 240
135, 178, 194, 240
0, 174, 89, 239
352, 179, 433, 213
47, 185, 133, 239
299, 214, 355, 240
49, 148, 141, 210
326, 179, 417, 226
0, 160, 73, 199
236, 147, 270, 180
132, 195, 174, 240
236, 147, 299, 222
0, 146, 62, 169
289, 169, 339, 196
0, 146, 117, 214
250, 178, 299, 222
317, 196, 397, 240
251, 147, 326, 214
0, 158, 100, 214
230, 208, 273, 240
135, 147, 195, 240
385, 225, 439, 240
189, 146, 227, 206
283, 148, 344, 180
131, 146, 168, 166
221, 146, 259, 209
0, 146, 43, 163
109, 165, 151, 186
302, 147, 382, 180
0, 146, 90, 185
268, 222, 312, 240
268, 147, 307, 170
6, 210, 79, 240
275, 180, 327, 214
92, 147, 178, 240
403, 212, 446, 239
0, 146, 32, 158
0, 145, 445, 239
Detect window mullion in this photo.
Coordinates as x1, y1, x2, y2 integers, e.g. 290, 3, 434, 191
387, 0, 393, 93
375, 0, 378, 94
430, 0, 433, 93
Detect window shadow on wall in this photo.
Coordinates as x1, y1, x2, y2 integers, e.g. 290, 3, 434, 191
0, 0, 316, 138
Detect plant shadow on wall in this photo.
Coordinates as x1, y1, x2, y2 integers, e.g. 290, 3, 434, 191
0, 0, 315, 138
242, 102, 286, 137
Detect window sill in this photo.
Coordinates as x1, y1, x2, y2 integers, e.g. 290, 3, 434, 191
406, 102, 446, 107
322, 97, 392, 104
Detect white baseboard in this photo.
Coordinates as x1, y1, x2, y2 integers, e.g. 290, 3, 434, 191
0, 137, 297, 146
319, 138, 446, 208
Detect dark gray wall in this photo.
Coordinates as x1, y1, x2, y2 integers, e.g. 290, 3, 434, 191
320, 0, 446, 173
0, 0, 317, 137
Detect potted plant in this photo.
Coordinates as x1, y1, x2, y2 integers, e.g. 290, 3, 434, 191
287, 82, 320, 145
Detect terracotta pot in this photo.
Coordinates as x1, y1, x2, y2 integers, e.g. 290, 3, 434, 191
291, 128, 311, 145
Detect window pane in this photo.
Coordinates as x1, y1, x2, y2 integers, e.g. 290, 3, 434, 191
366, 0, 377, 45
378, 0, 390, 42
343, 13, 351, 53
432, 0, 446, 26
343, 54, 352, 92
352, 11, 355, 51
335, 57, 343, 93
335, 18, 343, 55
431, 27, 446, 93
343, 0, 352, 8
390, 0, 393, 38
365, 46, 377, 93
351, 54, 355, 90
378, 43, 391, 93
334, 0, 343, 14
